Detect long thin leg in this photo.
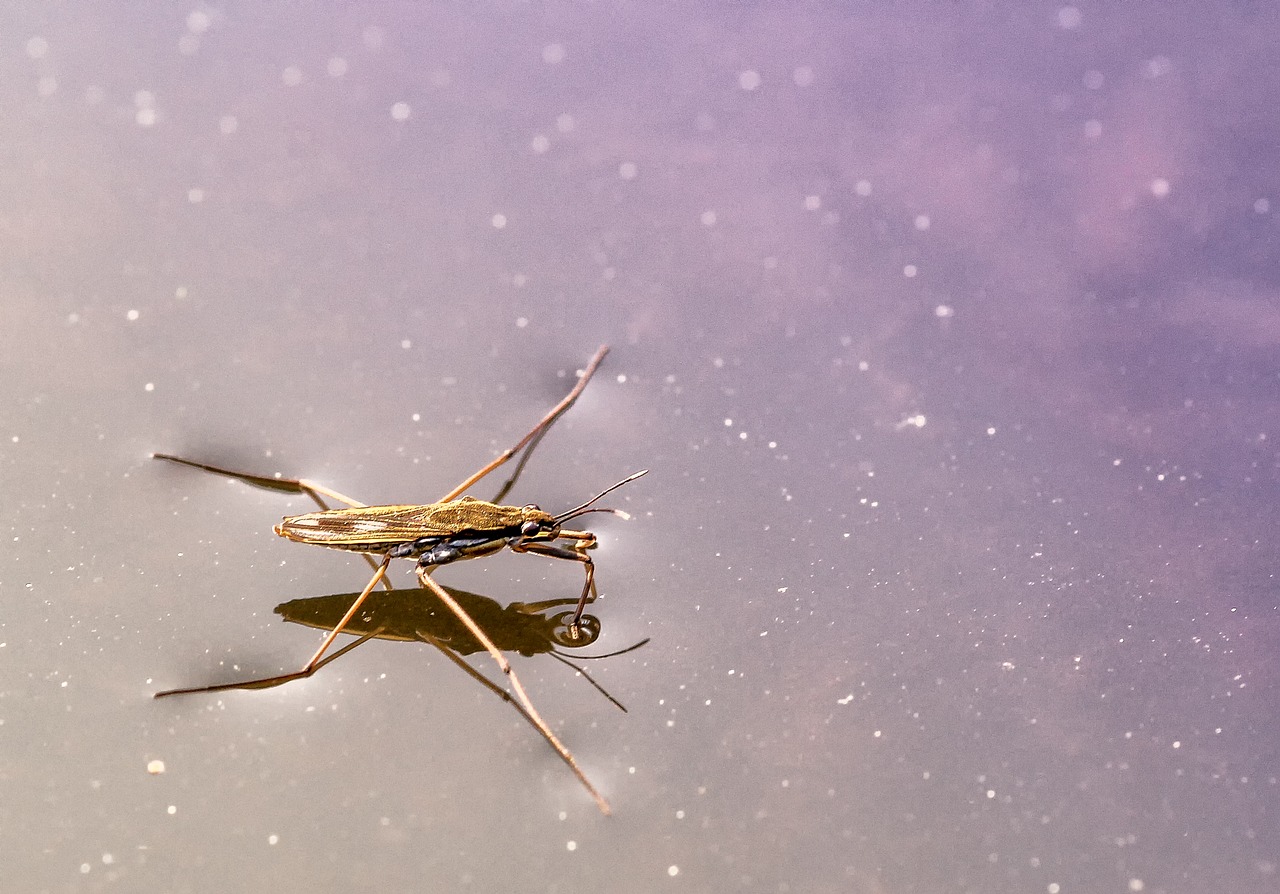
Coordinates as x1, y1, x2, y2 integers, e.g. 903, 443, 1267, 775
154, 558, 391, 697
153, 452, 395, 585
438, 344, 609, 502
152, 453, 367, 510
416, 629, 614, 758
416, 569, 611, 815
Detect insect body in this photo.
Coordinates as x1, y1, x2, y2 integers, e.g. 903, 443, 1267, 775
272, 474, 644, 631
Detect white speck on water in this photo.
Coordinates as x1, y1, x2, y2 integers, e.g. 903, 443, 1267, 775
491, 213, 507, 229
167, 804, 177, 815
1151, 178, 1171, 197
531, 134, 550, 153
102, 853, 115, 865
516, 316, 529, 328
1057, 6, 1083, 30
738, 70, 761, 91
700, 210, 717, 226
400, 339, 412, 349
915, 214, 931, 230
27, 36, 49, 59
144, 382, 155, 392
724, 418, 733, 427
565, 839, 577, 851
935, 304, 954, 318
188, 188, 204, 203
136, 107, 157, 127
126, 309, 139, 321
267, 834, 279, 845
855, 179, 872, 197
1143, 56, 1172, 79
668, 865, 680, 877
903, 264, 918, 278
616, 374, 627, 383
619, 161, 638, 180
1129, 880, 1145, 892
391, 102, 411, 121
187, 10, 212, 33
837, 694, 853, 705
804, 195, 821, 211
147, 759, 165, 774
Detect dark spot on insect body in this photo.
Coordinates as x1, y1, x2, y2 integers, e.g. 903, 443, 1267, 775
388, 536, 445, 559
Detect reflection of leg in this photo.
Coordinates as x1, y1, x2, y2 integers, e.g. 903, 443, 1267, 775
507, 597, 580, 615
437, 345, 609, 502
416, 567, 611, 815
547, 651, 629, 713
154, 558, 391, 697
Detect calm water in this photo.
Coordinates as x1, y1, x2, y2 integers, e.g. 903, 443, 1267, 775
3, 4, 1278, 892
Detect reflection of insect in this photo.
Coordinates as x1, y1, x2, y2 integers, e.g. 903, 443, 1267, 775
152, 345, 644, 813
275, 586, 649, 712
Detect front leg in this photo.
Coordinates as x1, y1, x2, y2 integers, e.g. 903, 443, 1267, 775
508, 537, 597, 635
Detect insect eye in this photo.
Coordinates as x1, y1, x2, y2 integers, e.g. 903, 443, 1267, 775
521, 520, 542, 537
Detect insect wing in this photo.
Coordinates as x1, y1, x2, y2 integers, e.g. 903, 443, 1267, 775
276, 497, 526, 547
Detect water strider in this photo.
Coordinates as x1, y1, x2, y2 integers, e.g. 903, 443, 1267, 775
152, 345, 645, 814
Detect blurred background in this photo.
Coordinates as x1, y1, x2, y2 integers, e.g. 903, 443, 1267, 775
2, 3, 1277, 892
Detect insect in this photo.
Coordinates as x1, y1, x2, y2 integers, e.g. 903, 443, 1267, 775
152, 345, 644, 813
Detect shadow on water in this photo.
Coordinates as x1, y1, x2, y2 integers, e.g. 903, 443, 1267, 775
274, 585, 649, 711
